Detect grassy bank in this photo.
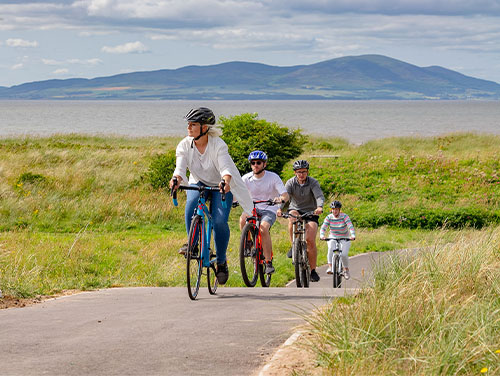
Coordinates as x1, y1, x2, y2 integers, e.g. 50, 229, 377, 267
1, 133, 499, 298
303, 227, 500, 375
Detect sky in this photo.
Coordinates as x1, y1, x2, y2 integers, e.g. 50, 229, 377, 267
1, 0, 500, 87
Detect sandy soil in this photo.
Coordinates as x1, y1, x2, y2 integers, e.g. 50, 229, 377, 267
0, 290, 81, 310
255, 328, 323, 376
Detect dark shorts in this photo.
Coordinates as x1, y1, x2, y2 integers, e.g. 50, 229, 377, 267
297, 210, 319, 225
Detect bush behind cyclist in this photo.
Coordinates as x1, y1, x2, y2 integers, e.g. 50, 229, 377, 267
319, 200, 356, 279
169, 107, 253, 285
277, 160, 325, 282
240, 151, 289, 275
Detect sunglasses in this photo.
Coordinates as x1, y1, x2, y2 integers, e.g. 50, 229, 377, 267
251, 161, 263, 165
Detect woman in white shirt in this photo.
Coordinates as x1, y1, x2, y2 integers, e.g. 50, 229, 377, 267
169, 107, 252, 284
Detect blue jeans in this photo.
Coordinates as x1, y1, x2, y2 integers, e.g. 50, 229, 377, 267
185, 183, 233, 264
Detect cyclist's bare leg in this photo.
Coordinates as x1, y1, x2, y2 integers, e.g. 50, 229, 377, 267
305, 221, 318, 270
259, 221, 272, 262
239, 213, 250, 230
287, 209, 300, 243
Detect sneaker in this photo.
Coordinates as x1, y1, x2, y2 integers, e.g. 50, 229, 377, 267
310, 269, 320, 282
265, 261, 275, 274
216, 262, 229, 285
178, 243, 188, 255
287, 247, 293, 258
326, 266, 333, 275
344, 269, 350, 280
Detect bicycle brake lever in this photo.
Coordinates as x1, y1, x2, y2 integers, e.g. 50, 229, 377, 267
220, 180, 227, 209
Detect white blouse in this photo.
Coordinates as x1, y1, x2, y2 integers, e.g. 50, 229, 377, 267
173, 135, 253, 215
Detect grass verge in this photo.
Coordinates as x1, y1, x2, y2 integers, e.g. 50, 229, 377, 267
303, 227, 500, 375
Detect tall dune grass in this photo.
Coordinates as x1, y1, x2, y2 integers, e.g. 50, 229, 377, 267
304, 227, 500, 375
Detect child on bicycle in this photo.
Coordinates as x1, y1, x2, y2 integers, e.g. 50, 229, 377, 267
319, 201, 356, 279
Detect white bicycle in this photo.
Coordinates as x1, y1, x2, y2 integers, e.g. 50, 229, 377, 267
322, 238, 350, 288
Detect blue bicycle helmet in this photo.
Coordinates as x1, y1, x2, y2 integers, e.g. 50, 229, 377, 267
248, 150, 268, 162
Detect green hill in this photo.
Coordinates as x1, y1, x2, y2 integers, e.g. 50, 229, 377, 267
2, 55, 500, 100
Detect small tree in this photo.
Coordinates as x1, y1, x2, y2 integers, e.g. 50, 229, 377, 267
145, 149, 176, 189
219, 113, 305, 177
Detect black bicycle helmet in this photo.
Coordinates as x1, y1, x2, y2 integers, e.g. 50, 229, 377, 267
293, 159, 309, 170
330, 200, 342, 209
184, 107, 216, 125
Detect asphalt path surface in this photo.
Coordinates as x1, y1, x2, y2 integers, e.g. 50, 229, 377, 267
0, 251, 401, 376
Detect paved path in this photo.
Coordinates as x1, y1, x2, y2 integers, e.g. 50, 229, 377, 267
0, 251, 401, 376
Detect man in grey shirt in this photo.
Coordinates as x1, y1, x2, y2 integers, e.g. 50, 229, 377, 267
277, 160, 325, 282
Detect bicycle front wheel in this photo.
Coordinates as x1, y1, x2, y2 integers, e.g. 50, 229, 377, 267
187, 215, 203, 300
207, 264, 218, 295
300, 241, 310, 288
333, 254, 342, 288
239, 222, 259, 287
258, 261, 271, 287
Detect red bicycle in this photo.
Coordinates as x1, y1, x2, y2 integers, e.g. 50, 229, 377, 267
239, 200, 277, 287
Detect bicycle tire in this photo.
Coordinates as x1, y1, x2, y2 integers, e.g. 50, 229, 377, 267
333, 254, 342, 288
301, 241, 310, 288
239, 222, 259, 287
258, 261, 271, 287
293, 239, 304, 287
187, 215, 203, 300
207, 263, 218, 295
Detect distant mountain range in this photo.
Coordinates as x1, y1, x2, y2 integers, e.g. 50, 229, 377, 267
1, 54, 500, 100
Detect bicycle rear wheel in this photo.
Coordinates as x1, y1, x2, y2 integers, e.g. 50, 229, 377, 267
187, 215, 203, 300
207, 264, 218, 295
333, 254, 342, 288
239, 222, 259, 287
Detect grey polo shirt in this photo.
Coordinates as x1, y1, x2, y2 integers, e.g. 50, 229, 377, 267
282, 176, 325, 212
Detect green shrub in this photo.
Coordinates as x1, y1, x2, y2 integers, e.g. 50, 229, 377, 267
16, 172, 47, 186
144, 150, 176, 189
219, 113, 306, 177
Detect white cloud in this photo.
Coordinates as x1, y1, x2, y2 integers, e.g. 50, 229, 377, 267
6, 38, 38, 47
53, 68, 69, 75
42, 58, 103, 66
11, 63, 24, 70
101, 41, 149, 53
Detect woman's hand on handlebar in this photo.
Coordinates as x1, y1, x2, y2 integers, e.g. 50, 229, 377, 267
169, 176, 182, 190
220, 175, 231, 193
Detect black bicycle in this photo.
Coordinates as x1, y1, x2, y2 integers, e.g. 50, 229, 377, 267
281, 211, 316, 288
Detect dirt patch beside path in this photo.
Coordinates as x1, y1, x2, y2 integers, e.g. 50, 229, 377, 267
0, 290, 81, 310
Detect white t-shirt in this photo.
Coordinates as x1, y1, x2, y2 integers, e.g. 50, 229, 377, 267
242, 170, 287, 214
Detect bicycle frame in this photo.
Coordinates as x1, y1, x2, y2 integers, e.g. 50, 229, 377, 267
194, 191, 215, 268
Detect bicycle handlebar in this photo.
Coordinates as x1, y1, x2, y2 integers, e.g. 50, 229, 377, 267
170, 178, 227, 208
321, 238, 352, 241
281, 211, 316, 219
